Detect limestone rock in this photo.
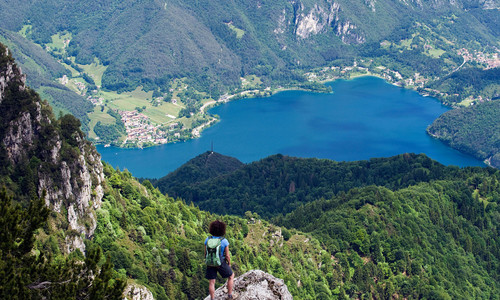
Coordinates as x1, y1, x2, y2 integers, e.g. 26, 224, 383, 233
277, 0, 365, 44
123, 284, 154, 300
0, 44, 104, 254
0, 47, 25, 104
204, 270, 293, 300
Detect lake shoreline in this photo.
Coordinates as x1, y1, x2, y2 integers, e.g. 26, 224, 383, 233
101, 73, 423, 150
97, 76, 485, 178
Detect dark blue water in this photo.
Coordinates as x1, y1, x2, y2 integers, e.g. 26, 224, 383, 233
97, 77, 484, 178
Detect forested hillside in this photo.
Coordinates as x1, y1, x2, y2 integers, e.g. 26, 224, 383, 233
426, 67, 500, 105
154, 152, 493, 218
277, 181, 500, 299
428, 100, 500, 168
158, 151, 500, 299
97, 166, 345, 299
149, 151, 244, 191
0, 28, 93, 132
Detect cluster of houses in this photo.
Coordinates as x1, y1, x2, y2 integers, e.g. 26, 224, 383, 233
74, 80, 86, 94
458, 48, 500, 69
59, 75, 87, 96
119, 110, 169, 145
86, 95, 104, 105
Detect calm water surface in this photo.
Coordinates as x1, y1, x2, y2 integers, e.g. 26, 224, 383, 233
97, 77, 484, 178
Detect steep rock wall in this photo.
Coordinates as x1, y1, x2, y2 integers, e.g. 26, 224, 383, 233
274, 0, 365, 44
0, 43, 103, 254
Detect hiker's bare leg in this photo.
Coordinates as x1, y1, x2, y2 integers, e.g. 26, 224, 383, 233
209, 279, 216, 299
227, 273, 234, 296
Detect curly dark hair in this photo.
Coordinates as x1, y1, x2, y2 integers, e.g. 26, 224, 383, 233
208, 220, 226, 237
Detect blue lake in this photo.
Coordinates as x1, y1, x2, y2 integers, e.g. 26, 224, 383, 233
97, 76, 484, 178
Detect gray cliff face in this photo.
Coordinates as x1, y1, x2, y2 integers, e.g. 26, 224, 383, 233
274, 0, 366, 44
272, 0, 489, 46
204, 270, 293, 300
0, 45, 103, 254
37, 135, 105, 254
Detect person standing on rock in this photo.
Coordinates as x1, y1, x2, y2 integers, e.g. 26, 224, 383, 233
205, 220, 235, 299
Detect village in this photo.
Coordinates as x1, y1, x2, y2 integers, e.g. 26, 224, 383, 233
119, 110, 176, 146
458, 48, 500, 69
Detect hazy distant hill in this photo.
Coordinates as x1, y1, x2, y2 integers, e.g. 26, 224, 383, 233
0, 0, 497, 93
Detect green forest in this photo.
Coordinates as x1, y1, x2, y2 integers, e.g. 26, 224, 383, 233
153, 152, 491, 218
428, 100, 500, 168
153, 152, 500, 299
427, 68, 500, 105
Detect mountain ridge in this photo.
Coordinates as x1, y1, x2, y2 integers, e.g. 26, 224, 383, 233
1, 0, 497, 93
153, 152, 490, 217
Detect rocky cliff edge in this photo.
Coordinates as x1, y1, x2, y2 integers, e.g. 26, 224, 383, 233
204, 270, 293, 300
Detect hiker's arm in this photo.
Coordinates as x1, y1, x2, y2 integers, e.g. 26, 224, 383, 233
225, 246, 231, 265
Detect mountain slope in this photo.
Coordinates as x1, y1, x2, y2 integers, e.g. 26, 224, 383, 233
277, 181, 500, 299
0, 41, 125, 299
155, 150, 500, 298
428, 100, 500, 168
100, 167, 340, 299
0, 29, 93, 131
1, 0, 497, 93
0, 43, 104, 251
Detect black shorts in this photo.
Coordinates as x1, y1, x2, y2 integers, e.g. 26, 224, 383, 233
205, 262, 233, 280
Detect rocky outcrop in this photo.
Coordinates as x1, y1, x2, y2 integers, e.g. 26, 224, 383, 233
276, 0, 365, 44
0, 43, 103, 254
488, 153, 500, 169
37, 135, 105, 241
204, 270, 293, 300
123, 284, 155, 300
0, 47, 26, 104
294, 3, 335, 39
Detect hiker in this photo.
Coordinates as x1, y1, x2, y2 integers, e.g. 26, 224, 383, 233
205, 220, 235, 299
